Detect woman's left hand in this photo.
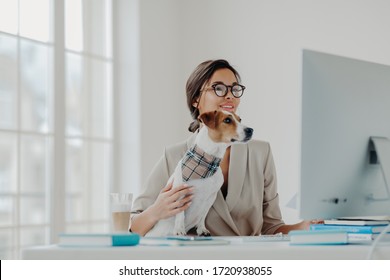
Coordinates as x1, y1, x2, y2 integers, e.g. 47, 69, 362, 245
275, 219, 324, 233
299, 219, 324, 230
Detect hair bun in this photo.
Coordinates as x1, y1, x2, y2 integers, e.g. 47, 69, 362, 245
188, 119, 200, 132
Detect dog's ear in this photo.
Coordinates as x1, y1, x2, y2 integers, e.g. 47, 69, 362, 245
199, 110, 218, 129
232, 112, 242, 123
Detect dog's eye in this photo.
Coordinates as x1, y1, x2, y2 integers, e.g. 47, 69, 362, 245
223, 118, 231, 124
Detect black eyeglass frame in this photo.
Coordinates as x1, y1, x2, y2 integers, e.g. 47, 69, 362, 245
204, 83, 246, 98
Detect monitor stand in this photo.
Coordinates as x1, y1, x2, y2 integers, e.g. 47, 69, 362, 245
369, 137, 390, 201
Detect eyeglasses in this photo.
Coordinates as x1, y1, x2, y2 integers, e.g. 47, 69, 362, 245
203, 83, 246, 98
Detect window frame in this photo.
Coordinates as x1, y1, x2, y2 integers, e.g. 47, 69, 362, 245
0, 0, 142, 259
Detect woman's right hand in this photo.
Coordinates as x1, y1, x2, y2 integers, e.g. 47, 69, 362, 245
149, 181, 194, 221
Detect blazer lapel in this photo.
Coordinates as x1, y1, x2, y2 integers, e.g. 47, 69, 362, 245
226, 143, 247, 211
211, 191, 241, 235
210, 143, 248, 235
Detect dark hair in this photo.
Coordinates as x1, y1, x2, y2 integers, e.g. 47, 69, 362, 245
186, 59, 241, 132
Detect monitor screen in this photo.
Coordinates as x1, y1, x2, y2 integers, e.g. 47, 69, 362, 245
299, 50, 390, 219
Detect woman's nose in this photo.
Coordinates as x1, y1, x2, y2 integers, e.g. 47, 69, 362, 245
225, 90, 234, 99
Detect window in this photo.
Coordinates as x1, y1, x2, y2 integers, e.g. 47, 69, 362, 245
0, 0, 117, 259
64, 0, 113, 234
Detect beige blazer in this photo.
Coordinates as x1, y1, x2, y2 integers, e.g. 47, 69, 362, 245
132, 133, 285, 236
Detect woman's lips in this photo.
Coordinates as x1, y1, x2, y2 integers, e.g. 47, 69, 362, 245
220, 104, 235, 111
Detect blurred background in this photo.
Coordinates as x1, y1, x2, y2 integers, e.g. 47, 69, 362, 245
1, 0, 390, 259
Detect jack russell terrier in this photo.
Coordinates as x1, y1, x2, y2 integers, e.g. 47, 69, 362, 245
145, 110, 253, 236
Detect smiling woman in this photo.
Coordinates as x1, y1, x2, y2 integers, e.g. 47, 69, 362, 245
130, 59, 312, 237
195, 68, 241, 119
186, 60, 243, 133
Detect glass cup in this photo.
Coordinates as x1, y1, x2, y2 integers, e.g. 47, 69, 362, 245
110, 193, 133, 233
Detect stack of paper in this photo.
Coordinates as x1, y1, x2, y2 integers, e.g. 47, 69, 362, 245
289, 230, 348, 245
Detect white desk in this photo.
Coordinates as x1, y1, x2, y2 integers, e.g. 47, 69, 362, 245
22, 241, 390, 260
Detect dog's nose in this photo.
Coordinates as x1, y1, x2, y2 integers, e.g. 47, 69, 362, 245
245, 127, 254, 137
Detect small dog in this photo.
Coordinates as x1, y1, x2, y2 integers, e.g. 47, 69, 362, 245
145, 110, 253, 236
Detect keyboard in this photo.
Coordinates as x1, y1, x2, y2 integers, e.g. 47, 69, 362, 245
240, 234, 290, 242
214, 234, 290, 243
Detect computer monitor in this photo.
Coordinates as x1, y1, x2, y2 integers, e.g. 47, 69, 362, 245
299, 49, 390, 220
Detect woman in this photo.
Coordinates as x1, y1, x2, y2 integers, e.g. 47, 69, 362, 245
130, 59, 312, 236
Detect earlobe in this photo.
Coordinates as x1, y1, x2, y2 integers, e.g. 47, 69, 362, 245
192, 97, 200, 108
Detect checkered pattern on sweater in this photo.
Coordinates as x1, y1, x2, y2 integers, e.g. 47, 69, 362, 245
181, 145, 222, 182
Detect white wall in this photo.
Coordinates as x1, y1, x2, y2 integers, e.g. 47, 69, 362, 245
138, 0, 190, 180
135, 0, 390, 223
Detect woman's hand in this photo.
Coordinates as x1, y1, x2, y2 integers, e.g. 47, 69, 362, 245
149, 181, 194, 221
297, 219, 324, 230
130, 181, 194, 236
276, 219, 324, 234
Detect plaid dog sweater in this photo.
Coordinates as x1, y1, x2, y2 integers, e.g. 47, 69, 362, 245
181, 144, 222, 182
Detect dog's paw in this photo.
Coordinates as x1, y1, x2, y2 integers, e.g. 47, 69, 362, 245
196, 227, 211, 236
173, 227, 186, 236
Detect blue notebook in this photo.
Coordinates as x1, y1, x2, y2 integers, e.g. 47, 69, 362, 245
310, 224, 390, 234
58, 233, 140, 247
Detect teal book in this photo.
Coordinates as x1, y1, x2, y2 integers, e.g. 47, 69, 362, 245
58, 233, 140, 247
310, 224, 390, 234
289, 230, 348, 245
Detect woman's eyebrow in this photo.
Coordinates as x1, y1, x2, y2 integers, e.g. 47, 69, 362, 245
211, 81, 238, 85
